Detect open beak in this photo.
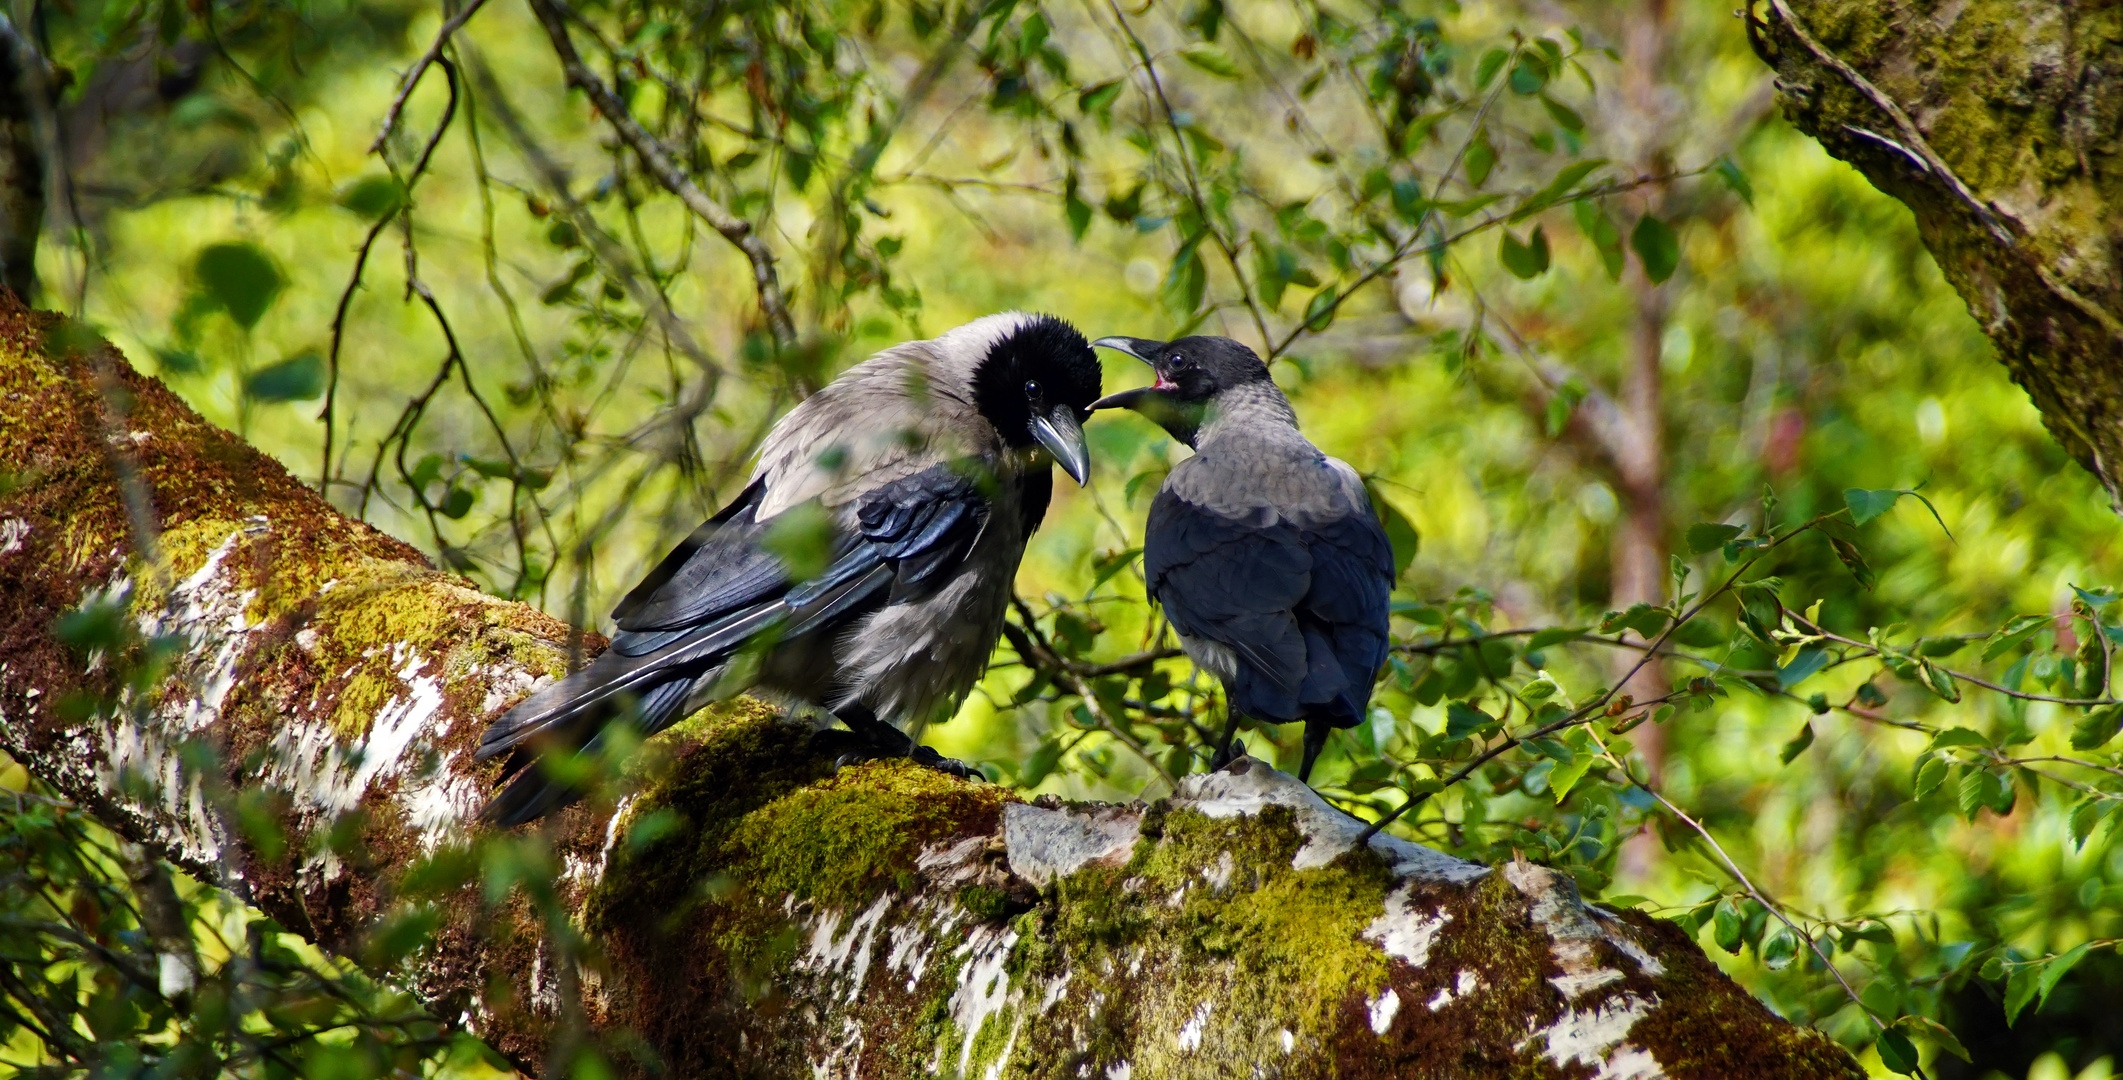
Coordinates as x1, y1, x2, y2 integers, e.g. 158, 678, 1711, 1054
1092, 336, 1165, 364
1029, 404, 1092, 486
1089, 335, 1176, 415
1088, 385, 1166, 413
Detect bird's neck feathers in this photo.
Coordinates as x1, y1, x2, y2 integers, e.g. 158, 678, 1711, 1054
1191, 381, 1302, 449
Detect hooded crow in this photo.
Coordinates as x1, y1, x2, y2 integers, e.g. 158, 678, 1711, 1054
1090, 335, 1393, 782
477, 313, 1101, 824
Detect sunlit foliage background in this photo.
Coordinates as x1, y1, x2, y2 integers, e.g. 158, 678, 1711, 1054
5, 0, 2122, 1077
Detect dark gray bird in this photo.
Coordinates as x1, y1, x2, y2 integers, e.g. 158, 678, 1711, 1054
1090, 335, 1393, 782
478, 313, 1101, 824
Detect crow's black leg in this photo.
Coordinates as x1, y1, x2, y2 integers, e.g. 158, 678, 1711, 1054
1297, 721, 1329, 783
1209, 710, 1246, 770
833, 703, 980, 779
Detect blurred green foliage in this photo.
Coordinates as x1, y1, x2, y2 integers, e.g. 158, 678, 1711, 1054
11, 0, 2123, 1077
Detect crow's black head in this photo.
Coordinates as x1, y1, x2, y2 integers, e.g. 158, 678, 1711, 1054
969, 313, 1100, 484
1085, 335, 1274, 444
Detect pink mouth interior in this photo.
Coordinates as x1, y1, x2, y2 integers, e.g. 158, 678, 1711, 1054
1153, 376, 1178, 391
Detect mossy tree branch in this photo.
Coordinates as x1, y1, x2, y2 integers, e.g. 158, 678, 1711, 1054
0, 299, 1860, 1078
1747, 0, 2123, 506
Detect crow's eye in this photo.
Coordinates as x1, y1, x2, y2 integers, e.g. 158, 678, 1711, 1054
1024, 379, 1042, 398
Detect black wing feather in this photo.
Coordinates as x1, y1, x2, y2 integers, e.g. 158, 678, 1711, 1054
477, 459, 1002, 824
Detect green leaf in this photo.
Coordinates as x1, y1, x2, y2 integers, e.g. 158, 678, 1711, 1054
1444, 700, 1498, 741
1892, 1015, 1970, 1063
1090, 547, 1142, 590
1844, 488, 1904, 526
2036, 942, 2093, 1011
1917, 659, 1961, 703
1927, 727, 1990, 751
1527, 626, 1588, 651
1713, 155, 1755, 206
439, 483, 476, 519
1177, 42, 1240, 78
1573, 200, 1624, 280
1077, 79, 1123, 116
1760, 925, 1800, 970
1463, 134, 1496, 188
1777, 646, 1829, 690
1600, 603, 1669, 640
1778, 722, 1815, 765
1955, 766, 1988, 820
1366, 482, 1420, 578
1549, 752, 1596, 802
1912, 755, 1949, 799
1301, 287, 1338, 332
2004, 962, 2039, 1025
1475, 48, 1509, 89
1064, 174, 1093, 242
2069, 796, 2116, 848
338, 174, 407, 220
1629, 214, 1679, 283
1508, 55, 1548, 94
243, 351, 325, 402
2069, 703, 2123, 751
1540, 95, 1584, 133
1511, 159, 1606, 222
1875, 1028, 1918, 1075
1712, 897, 1743, 953
1685, 522, 1744, 555
194, 242, 285, 329
1498, 227, 1550, 279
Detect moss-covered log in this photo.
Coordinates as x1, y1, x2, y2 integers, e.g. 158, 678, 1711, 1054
0, 298, 1861, 1077
1747, 0, 2123, 503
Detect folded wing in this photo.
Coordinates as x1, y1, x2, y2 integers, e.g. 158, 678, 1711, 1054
476, 462, 995, 824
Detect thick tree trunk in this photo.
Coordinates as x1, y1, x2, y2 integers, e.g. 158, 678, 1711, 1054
1747, 0, 2123, 505
0, 298, 1860, 1078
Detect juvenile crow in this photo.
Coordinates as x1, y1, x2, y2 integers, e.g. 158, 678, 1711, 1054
478, 313, 1101, 824
1090, 335, 1393, 782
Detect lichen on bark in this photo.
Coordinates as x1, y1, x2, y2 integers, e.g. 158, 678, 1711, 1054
1747, 0, 2123, 503
0, 298, 1862, 1077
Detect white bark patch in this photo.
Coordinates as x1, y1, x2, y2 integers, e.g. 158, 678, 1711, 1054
1429, 969, 1482, 1010
1363, 883, 1452, 968
1368, 988, 1400, 1034
1504, 860, 1664, 1001
1203, 850, 1234, 893
1105, 1062, 1132, 1080
946, 923, 1020, 1078
267, 645, 450, 825
0, 516, 27, 555
1522, 994, 1662, 1078
1175, 757, 1486, 881
1175, 1000, 1212, 1050
1001, 801, 1142, 886
800, 895, 893, 1003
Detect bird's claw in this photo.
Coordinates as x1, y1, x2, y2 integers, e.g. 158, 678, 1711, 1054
909, 744, 981, 779
1208, 737, 1247, 772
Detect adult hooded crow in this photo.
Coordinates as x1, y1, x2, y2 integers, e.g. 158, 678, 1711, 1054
477, 313, 1101, 824
1090, 335, 1392, 782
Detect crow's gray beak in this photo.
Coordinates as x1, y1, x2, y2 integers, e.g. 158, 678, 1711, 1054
1029, 404, 1091, 485
1092, 336, 1165, 364
1088, 385, 1165, 413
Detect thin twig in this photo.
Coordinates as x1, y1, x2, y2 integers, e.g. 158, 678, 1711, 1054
526, 0, 794, 346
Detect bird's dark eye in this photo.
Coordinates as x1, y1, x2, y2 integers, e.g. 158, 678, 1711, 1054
1024, 379, 1042, 398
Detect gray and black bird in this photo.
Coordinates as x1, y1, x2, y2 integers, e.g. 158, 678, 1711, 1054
477, 313, 1101, 824
1090, 335, 1393, 782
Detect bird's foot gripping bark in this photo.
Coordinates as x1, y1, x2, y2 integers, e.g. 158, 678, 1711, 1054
830, 704, 981, 779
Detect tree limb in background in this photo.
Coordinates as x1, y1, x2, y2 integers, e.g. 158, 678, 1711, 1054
1747, 0, 2123, 509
